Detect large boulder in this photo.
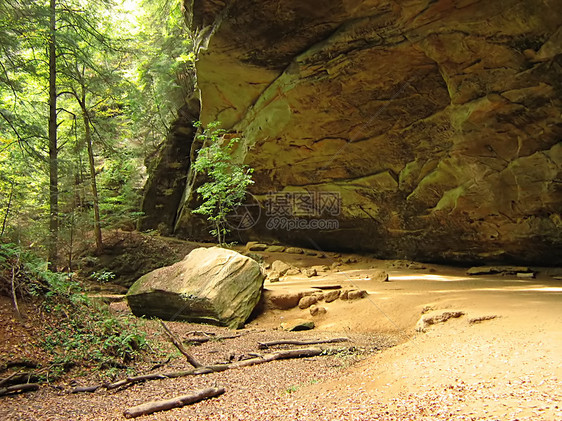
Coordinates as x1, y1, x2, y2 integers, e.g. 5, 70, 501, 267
126, 247, 264, 328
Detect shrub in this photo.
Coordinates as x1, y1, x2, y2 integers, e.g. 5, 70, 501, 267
192, 121, 254, 245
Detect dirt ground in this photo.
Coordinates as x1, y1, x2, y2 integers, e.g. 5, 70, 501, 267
1, 243, 561, 420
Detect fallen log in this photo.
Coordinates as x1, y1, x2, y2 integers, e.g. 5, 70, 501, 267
257, 337, 350, 349
160, 321, 203, 368
186, 330, 215, 337
229, 347, 324, 369
123, 387, 225, 418
184, 329, 264, 345
73, 347, 346, 393
184, 332, 244, 345
0, 371, 42, 386
106, 373, 170, 390
70, 385, 103, 393
0, 383, 39, 396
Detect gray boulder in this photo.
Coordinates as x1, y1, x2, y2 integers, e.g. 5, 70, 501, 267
126, 247, 264, 328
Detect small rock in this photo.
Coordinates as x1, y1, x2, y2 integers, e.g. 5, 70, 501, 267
267, 272, 280, 283
266, 245, 286, 253
304, 268, 318, 277
298, 295, 318, 309
281, 319, 315, 331
266, 291, 303, 310
421, 305, 434, 314
416, 310, 465, 332
324, 290, 341, 303
516, 272, 535, 279
285, 247, 304, 254
312, 265, 330, 272
408, 262, 427, 270
305, 250, 318, 256
469, 315, 498, 324
466, 265, 532, 276
339, 289, 350, 300
309, 305, 327, 316
271, 260, 291, 276
372, 270, 389, 282
347, 290, 368, 300
331, 262, 342, 270
247, 242, 268, 252
285, 268, 301, 276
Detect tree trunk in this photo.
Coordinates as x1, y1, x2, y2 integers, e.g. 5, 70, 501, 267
47, 0, 58, 271
81, 97, 102, 254
1, 181, 14, 236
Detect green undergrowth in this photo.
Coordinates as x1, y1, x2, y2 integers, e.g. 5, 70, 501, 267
0, 242, 150, 380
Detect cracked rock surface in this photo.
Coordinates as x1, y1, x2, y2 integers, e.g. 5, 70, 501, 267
176, 0, 562, 265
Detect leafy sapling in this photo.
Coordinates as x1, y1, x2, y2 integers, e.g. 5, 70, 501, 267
192, 121, 254, 246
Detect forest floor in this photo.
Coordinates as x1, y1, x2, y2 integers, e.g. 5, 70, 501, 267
1, 236, 561, 420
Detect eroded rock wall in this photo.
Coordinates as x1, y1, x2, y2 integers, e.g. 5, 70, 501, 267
177, 0, 562, 264
139, 104, 198, 234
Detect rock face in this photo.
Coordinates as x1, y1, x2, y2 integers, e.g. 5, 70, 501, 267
126, 247, 265, 328
174, 0, 562, 265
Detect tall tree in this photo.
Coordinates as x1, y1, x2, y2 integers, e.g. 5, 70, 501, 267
0, 0, 195, 259
1, 0, 136, 255
48, 0, 58, 269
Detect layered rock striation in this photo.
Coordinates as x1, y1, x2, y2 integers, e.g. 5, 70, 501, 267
174, 0, 562, 264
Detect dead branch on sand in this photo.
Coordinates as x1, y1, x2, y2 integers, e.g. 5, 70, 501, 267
123, 387, 225, 418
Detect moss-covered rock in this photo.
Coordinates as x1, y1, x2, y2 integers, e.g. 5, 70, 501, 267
126, 247, 265, 328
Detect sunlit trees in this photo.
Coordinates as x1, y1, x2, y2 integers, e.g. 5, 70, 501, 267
0, 0, 195, 268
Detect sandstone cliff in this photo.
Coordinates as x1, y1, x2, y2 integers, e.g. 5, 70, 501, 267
171, 0, 561, 264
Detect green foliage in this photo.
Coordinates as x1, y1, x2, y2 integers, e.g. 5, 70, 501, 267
41, 297, 149, 374
91, 269, 115, 283
192, 122, 254, 245
0, 242, 149, 378
0, 0, 195, 261
97, 156, 144, 230
0, 242, 49, 297
128, 0, 195, 152
285, 384, 299, 394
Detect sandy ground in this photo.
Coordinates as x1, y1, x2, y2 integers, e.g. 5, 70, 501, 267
1, 249, 561, 420
254, 256, 562, 420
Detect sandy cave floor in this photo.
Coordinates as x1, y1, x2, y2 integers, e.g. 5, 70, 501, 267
0, 249, 561, 420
